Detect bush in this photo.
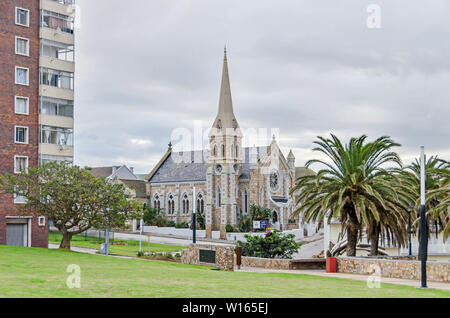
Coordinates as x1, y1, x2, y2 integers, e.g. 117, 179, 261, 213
237, 230, 300, 259
143, 206, 167, 227
225, 224, 236, 232
250, 204, 271, 221
166, 221, 176, 227
175, 221, 189, 228
237, 214, 252, 232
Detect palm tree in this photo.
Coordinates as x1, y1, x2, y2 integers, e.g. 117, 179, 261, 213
291, 134, 403, 256
397, 156, 450, 251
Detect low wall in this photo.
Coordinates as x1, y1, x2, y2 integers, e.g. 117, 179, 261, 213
241, 256, 291, 270
181, 244, 234, 271
239, 256, 326, 270
337, 257, 450, 283
143, 226, 220, 239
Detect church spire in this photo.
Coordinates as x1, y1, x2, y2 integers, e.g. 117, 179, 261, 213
212, 48, 239, 131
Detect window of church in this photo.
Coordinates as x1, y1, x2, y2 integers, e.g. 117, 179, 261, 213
197, 193, 204, 213
153, 194, 161, 211
242, 189, 248, 214
213, 145, 217, 157
222, 144, 225, 157
168, 195, 175, 214
182, 193, 189, 214
217, 187, 221, 208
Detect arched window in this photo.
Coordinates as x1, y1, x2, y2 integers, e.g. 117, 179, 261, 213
168, 194, 174, 215
222, 144, 225, 157
153, 194, 160, 211
213, 144, 217, 157
242, 189, 248, 214
182, 193, 189, 214
196, 193, 204, 213
217, 186, 221, 208
236, 145, 239, 158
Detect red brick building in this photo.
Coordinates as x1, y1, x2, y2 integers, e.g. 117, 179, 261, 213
0, 0, 46, 247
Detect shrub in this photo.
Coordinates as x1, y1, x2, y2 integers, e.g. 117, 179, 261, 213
176, 221, 189, 228
237, 214, 252, 232
166, 221, 176, 227
237, 230, 300, 259
250, 204, 271, 221
225, 224, 236, 232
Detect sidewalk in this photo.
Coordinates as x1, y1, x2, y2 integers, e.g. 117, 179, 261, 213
235, 267, 450, 291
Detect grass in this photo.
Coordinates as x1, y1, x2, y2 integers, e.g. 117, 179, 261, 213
48, 232, 185, 257
0, 245, 449, 298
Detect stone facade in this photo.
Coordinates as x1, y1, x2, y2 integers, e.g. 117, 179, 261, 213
181, 243, 235, 271
240, 256, 291, 270
146, 51, 301, 240
239, 256, 326, 270
337, 257, 450, 283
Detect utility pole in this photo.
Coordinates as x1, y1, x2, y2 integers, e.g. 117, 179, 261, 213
419, 146, 428, 288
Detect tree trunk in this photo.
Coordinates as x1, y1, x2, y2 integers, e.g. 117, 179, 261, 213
346, 213, 359, 256
59, 231, 72, 250
369, 223, 380, 256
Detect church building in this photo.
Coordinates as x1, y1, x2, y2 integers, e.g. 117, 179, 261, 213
145, 50, 309, 239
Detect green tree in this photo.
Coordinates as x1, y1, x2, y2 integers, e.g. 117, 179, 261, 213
397, 156, 450, 245
291, 134, 403, 256
0, 161, 142, 249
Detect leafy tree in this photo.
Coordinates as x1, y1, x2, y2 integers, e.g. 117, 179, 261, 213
143, 206, 167, 226
237, 230, 300, 259
291, 134, 403, 256
0, 161, 142, 249
237, 214, 252, 232
397, 156, 450, 245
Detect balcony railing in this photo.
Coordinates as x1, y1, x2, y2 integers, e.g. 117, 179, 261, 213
49, 0, 76, 5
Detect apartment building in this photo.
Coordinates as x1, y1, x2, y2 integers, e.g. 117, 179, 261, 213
0, 0, 75, 247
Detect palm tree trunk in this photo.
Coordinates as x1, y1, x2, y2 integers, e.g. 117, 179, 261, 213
346, 213, 359, 256
369, 223, 380, 256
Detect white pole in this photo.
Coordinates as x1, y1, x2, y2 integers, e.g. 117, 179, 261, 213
193, 185, 196, 214
139, 219, 143, 253
420, 146, 426, 205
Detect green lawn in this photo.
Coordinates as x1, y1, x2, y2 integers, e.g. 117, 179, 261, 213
48, 232, 185, 257
0, 245, 448, 298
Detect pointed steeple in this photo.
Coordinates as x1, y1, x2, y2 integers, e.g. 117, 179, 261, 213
211, 48, 240, 132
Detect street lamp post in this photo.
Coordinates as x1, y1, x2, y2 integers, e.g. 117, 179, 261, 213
192, 186, 196, 244
407, 206, 413, 256
419, 146, 428, 288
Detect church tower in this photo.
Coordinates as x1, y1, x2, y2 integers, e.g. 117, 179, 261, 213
206, 48, 243, 239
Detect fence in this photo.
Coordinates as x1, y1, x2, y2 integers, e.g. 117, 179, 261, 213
49, 226, 115, 242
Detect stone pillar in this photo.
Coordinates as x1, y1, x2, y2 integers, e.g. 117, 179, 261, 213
205, 166, 213, 238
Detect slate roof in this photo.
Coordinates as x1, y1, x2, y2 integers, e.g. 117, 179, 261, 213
120, 179, 147, 198
149, 146, 268, 183
89, 166, 119, 178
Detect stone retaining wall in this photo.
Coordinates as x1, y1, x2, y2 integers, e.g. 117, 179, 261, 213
240, 256, 292, 270
337, 257, 449, 283
239, 256, 326, 270
181, 244, 234, 271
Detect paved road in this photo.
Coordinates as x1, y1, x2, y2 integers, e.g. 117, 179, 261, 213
113, 232, 232, 247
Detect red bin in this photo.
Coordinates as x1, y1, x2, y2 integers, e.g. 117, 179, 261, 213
326, 257, 337, 273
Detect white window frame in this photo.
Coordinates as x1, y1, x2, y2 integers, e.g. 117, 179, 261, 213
15, 36, 30, 56
15, 66, 29, 86
15, 126, 29, 144
14, 155, 29, 174
14, 186, 27, 204
15, 7, 30, 27
38, 216, 46, 227
15, 96, 29, 115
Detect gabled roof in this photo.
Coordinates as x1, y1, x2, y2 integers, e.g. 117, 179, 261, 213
120, 179, 147, 198
89, 165, 138, 181
295, 167, 315, 179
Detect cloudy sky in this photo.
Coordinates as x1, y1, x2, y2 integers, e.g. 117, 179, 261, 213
74, 0, 450, 174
